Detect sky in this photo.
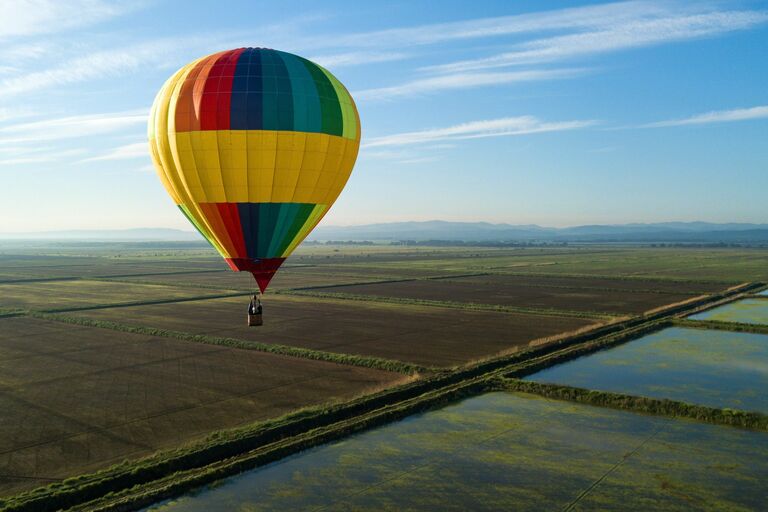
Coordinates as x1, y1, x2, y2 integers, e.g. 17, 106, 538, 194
0, 0, 766, 232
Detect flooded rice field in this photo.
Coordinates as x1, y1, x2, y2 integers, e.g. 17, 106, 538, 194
527, 327, 768, 413
146, 392, 768, 511
690, 298, 768, 325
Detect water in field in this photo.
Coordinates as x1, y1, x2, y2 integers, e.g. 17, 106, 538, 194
145, 392, 768, 512
759, 289, 768, 296
527, 327, 768, 412
690, 298, 768, 325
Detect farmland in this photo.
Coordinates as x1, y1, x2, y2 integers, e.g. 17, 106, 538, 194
526, 326, 768, 412
146, 392, 768, 511
0, 241, 767, 510
303, 275, 708, 316
689, 297, 768, 325
0, 316, 402, 496
70, 295, 598, 367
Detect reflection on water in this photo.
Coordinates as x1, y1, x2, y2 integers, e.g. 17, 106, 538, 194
690, 298, 768, 325
145, 392, 768, 511
528, 327, 768, 412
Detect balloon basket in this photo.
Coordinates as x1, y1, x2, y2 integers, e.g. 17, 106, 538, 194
247, 313, 263, 327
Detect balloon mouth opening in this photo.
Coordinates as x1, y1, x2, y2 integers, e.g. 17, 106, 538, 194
225, 257, 285, 293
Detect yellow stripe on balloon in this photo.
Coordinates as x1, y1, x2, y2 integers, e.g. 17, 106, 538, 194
167, 130, 358, 205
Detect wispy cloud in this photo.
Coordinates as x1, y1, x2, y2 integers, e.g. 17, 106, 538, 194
355, 68, 583, 100
364, 116, 596, 148
426, 9, 768, 73
0, 39, 179, 98
642, 105, 768, 127
0, 32, 241, 98
0, 0, 135, 39
310, 51, 408, 68
0, 148, 86, 166
81, 141, 148, 162
304, 1, 674, 50
0, 110, 147, 144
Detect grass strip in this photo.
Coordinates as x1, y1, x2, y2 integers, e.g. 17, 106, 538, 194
43, 291, 252, 314
0, 276, 81, 285
22, 310, 423, 375
281, 289, 616, 320
91, 276, 248, 292
0, 308, 26, 319
93, 269, 229, 279
672, 318, 768, 335
500, 379, 768, 431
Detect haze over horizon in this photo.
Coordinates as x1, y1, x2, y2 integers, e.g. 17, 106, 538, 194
1, 0, 766, 232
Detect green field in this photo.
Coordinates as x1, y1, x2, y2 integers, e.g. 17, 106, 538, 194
0, 241, 766, 509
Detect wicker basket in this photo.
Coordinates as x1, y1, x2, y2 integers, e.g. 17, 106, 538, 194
247, 313, 263, 327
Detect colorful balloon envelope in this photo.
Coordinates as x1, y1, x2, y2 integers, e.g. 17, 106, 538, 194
148, 48, 360, 292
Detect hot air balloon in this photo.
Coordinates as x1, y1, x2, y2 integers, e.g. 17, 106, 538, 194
148, 48, 360, 300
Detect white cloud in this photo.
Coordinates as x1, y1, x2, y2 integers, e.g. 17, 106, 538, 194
310, 51, 408, 68
0, 40, 177, 98
0, 32, 240, 98
304, 1, 675, 50
426, 9, 768, 73
642, 105, 768, 127
0, 148, 86, 165
0, 0, 133, 39
0, 109, 147, 144
0, 106, 36, 123
81, 141, 148, 162
355, 68, 583, 100
364, 116, 596, 148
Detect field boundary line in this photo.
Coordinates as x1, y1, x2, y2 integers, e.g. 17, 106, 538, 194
0, 277, 81, 285
20, 311, 425, 376
562, 425, 664, 512
89, 276, 249, 292
42, 292, 253, 314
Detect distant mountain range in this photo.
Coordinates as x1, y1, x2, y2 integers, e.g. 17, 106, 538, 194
2, 222, 767, 244
308, 221, 768, 243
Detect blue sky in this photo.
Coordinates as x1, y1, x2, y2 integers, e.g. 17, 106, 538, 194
0, 0, 766, 232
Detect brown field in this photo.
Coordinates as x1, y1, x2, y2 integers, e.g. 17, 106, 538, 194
307, 276, 712, 315
71, 295, 598, 367
437, 274, 727, 294
0, 316, 401, 496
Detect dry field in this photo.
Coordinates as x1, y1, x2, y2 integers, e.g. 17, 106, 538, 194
0, 316, 402, 496
305, 275, 716, 315
71, 295, 598, 367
